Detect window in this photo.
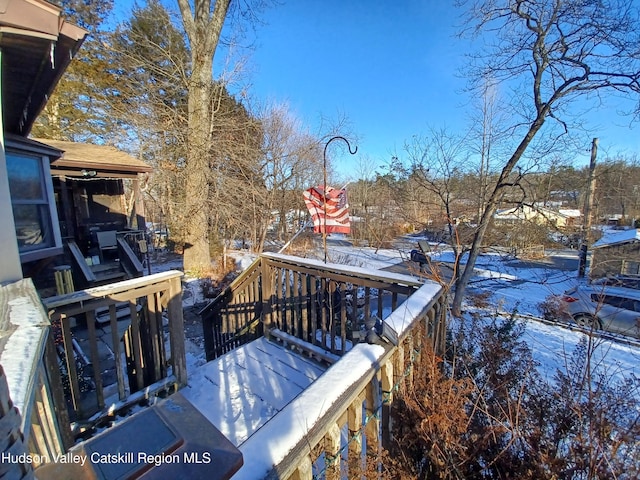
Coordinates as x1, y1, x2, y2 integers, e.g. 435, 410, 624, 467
595, 294, 640, 313
7, 151, 62, 262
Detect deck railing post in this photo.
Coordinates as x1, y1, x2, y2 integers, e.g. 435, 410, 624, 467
261, 258, 273, 338
167, 276, 187, 387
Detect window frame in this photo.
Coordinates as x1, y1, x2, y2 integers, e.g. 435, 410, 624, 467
6, 139, 63, 263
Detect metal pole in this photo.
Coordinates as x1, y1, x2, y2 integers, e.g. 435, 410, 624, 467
578, 138, 598, 278
322, 136, 357, 263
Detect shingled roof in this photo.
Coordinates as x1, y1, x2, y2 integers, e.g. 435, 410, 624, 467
32, 138, 152, 177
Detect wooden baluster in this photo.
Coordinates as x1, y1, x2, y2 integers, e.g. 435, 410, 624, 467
301, 274, 309, 343
348, 394, 364, 473
275, 268, 283, 330
319, 278, 327, 348
261, 259, 273, 338
285, 269, 293, 336
85, 309, 104, 409
349, 284, 357, 342
129, 299, 144, 392
296, 272, 303, 340
109, 304, 126, 400
365, 373, 381, 460
324, 422, 341, 480
59, 314, 81, 415
328, 280, 336, 353
364, 286, 371, 324
340, 283, 347, 354
146, 293, 162, 382
395, 341, 405, 396
380, 360, 393, 450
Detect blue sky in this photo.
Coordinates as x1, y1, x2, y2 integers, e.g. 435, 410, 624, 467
244, 1, 470, 178
113, 1, 640, 179
241, 1, 640, 179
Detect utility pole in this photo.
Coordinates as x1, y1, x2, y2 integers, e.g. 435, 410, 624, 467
578, 138, 598, 277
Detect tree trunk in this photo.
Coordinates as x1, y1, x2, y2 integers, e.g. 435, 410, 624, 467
451, 114, 547, 316
178, 0, 231, 272
183, 59, 213, 272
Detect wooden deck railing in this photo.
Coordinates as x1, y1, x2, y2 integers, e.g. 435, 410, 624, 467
42, 271, 186, 431
232, 279, 448, 480
0, 279, 64, 476
201, 253, 424, 361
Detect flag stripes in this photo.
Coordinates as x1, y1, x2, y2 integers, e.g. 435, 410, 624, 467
303, 186, 351, 234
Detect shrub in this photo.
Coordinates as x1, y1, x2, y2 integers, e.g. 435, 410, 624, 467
388, 312, 640, 479
539, 294, 572, 322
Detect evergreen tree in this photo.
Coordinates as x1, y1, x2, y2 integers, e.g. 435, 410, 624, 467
32, 0, 116, 141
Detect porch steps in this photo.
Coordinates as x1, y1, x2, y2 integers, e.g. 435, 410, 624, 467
91, 262, 126, 284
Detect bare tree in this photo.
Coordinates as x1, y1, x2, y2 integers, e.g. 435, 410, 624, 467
258, 102, 322, 245
452, 0, 640, 315
400, 129, 473, 267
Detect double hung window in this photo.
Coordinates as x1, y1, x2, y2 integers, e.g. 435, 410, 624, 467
7, 151, 61, 261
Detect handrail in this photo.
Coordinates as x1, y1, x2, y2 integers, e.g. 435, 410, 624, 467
42, 271, 186, 431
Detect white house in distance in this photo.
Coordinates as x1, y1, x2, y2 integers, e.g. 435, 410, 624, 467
494, 204, 582, 229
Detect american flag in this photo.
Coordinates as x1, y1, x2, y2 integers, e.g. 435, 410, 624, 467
303, 185, 351, 234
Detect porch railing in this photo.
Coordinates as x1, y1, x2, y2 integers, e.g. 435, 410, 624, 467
201, 252, 424, 361
233, 275, 448, 479
42, 271, 186, 433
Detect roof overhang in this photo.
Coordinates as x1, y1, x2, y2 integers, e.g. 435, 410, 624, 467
32, 138, 153, 179
0, 0, 88, 135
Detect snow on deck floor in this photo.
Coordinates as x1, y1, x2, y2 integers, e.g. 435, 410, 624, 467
181, 337, 327, 447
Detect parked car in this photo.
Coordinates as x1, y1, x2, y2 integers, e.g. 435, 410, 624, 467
561, 285, 640, 338
590, 275, 640, 290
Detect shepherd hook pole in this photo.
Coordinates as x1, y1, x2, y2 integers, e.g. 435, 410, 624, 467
322, 136, 357, 263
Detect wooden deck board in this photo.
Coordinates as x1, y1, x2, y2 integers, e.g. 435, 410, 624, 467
181, 337, 327, 446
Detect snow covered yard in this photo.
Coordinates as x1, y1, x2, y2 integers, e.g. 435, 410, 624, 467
141, 238, 640, 477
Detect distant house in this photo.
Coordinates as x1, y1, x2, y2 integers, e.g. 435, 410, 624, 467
494, 204, 581, 229
590, 229, 640, 278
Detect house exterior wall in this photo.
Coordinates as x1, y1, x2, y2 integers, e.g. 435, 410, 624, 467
0, 60, 24, 283
590, 242, 640, 278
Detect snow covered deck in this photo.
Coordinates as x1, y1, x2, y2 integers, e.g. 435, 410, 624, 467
182, 336, 327, 447
186, 276, 448, 479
